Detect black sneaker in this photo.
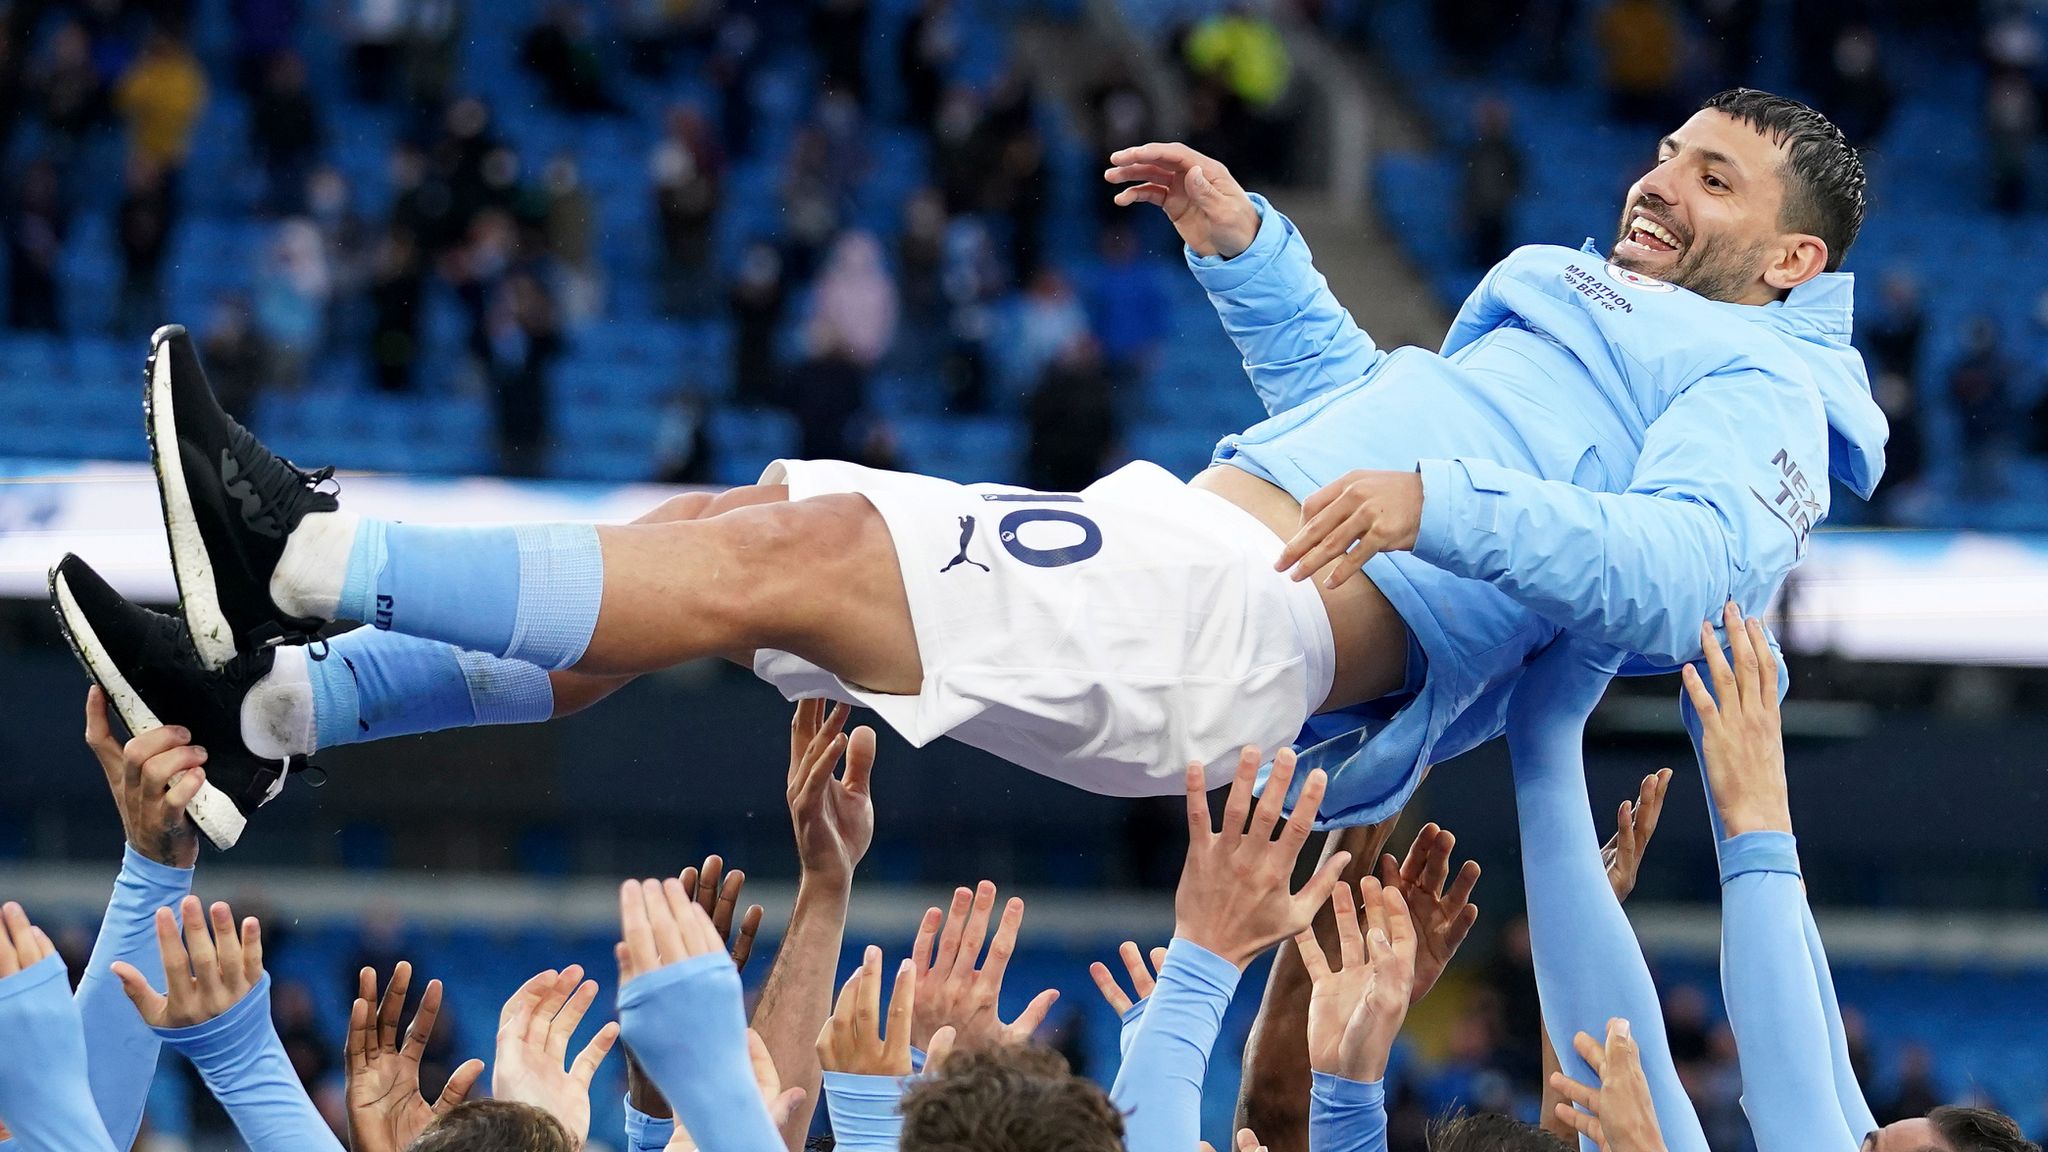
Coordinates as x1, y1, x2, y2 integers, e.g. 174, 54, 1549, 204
145, 324, 339, 670
50, 554, 301, 851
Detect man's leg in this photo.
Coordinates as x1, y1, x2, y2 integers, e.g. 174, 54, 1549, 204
1235, 818, 1400, 1152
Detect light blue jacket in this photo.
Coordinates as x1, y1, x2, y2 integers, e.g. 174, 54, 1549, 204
1189, 196, 1888, 825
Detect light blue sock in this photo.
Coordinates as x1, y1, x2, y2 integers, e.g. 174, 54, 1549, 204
309, 629, 556, 750
336, 519, 604, 670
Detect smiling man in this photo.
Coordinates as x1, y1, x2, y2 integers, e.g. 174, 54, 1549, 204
60, 92, 1879, 861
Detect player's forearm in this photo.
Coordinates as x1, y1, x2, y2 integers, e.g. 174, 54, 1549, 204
155, 973, 345, 1152
1188, 194, 1382, 417
620, 955, 785, 1152
1308, 1072, 1388, 1152
1535, 1013, 1576, 1144
750, 871, 853, 1149
821, 1072, 908, 1151
1799, 901, 1878, 1134
0, 956, 119, 1152
1717, 834, 1860, 1152
1110, 938, 1242, 1152
1505, 648, 1710, 1152
77, 847, 193, 1147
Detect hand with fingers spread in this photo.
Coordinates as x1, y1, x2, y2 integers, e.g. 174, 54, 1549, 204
907, 882, 1060, 1050
1275, 470, 1424, 590
1089, 941, 1167, 1017
1549, 1018, 1670, 1152
86, 688, 205, 869
0, 901, 119, 1152
817, 947, 917, 1077
346, 963, 485, 1152
493, 965, 619, 1147
789, 700, 877, 886
1375, 823, 1479, 1005
1602, 769, 1674, 902
678, 855, 766, 971
112, 896, 262, 1028
1683, 603, 1792, 837
1176, 746, 1351, 969
1102, 142, 1261, 258
1297, 878, 1418, 1085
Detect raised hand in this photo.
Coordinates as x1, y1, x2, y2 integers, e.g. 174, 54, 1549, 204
1375, 823, 1479, 1005
1549, 1018, 1670, 1152
1682, 603, 1792, 836
1088, 941, 1168, 1015
908, 881, 1059, 1049
86, 688, 204, 868
678, 855, 765, 972
1276, 470, 1424, 589
1602, 769, 1674, 902
788, 700, 877, 886
112, 896, 261, 1027
816, 946, 919, 1077
620, 876, 731, 982
345, 962, 485, 1152
1102, 142, 1262, 258
0, 901, 54, 978
1176, 746, 1350, 969
1295, 878, 1417, 1083
492, 966, 619, 1147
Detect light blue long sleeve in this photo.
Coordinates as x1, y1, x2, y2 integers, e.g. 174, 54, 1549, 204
1504, 641, 1708, 1152
617, 954, 783, 1152
1718, 833, 1860, 1152
77, 847, 193, 1148
0, 955, 118, 1152
1108, 938, 1242, 1152
1117, 998, 1146, 1061
1185, 194, 1387, 416
623, 1098, 674, 1152
1309, 1072, 1387, 1152
154, 972, 344, 1152
822, 1071, 907, 1150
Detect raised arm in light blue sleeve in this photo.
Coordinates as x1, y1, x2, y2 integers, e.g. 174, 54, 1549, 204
622, 1099, 674, 1152
1310, 1071, 1387, 1152
617, 954, 783, 1152
1186, 193, 1387, 417
1504, 642, 1708, 1152
1108, 938, 1241, 1152
822, 1071, 907, 1151
1415, 371, 1817, 667
155, 972, 344, 1152
1717, 833, 1860, 1152
0, 955, 118, 1152
77, 847, 193, 1147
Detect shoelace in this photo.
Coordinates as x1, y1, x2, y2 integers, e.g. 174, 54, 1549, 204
225, 422, 338, 525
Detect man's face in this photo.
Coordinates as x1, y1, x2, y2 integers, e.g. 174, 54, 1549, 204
1862, 1118, 1950, 1152
1610, 109, 1796, 303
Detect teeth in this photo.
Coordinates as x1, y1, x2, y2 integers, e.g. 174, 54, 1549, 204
1631, 215, 1681, 249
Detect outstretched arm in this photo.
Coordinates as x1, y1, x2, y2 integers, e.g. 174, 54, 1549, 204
1106, 143, 1385, 415
0, 904, 118, 1152
1682, 608, 1862, 1152
1503, 641, 1707, 1152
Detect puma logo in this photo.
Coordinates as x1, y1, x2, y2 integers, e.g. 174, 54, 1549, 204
939, 515, 991, 574
219, 450, 282, 538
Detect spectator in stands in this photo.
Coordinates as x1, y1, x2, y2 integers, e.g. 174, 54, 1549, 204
0, 28, 22, 162
708, 11, 763, 158
1462, 98, 1524, 268
1181, 8, 1292, 180
1086, 68, 1155, 228
1015, 268, 1090, 391
897, 187, 952, 378
1856, 278, 1928, 502
116, 155, 175, 339
781, 124, 846, 282
114, 28, 210, 182
1026, 334, 1119, 492
544, 154, 601, 325
307, 167, 372, 346
1986, 72, 2039, 214
1820, 25, 1893, 147
201, 294, 270, 421
654, 389, 716, 484
250, 51, 324, 215
6, 157, 67, 332
230, 0, 301, 93
1597, 0, 1686, 126
729, 241, 788, 408
521, 2, 623, 116
652, 108, 724, 318
30, 22, 107, 167
1880, 1042, 1947, 1122
941, 216, 1003, 413
1867, 270, 1926, 379
347, 0, 402, 102
1083, 223, 1169, 387
1693, 0, 1763, 90
254, 217, 333, 390
811, 0, 871, 105
795, 231, 897, 459
368, 226, 424, 393
486, 269, 562, 475
901, 0, 961, 133
1948, 316, 2014, 497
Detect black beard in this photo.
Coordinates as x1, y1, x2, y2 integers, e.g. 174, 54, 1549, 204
1611, 231, 1767, 303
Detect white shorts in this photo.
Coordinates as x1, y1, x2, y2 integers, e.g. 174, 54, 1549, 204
751, 459, 1336, 796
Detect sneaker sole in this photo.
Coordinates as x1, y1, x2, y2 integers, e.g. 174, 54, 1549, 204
50, 563, 246, 851
144, 325, 239, 672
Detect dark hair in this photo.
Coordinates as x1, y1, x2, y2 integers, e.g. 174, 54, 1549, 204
1700, 87, 1867, 272
405, 1100, 577, 1152
900, 1044, 1123, 1152
1931, 1107, 2042, 1152
1427, 1112, 1573, 1152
